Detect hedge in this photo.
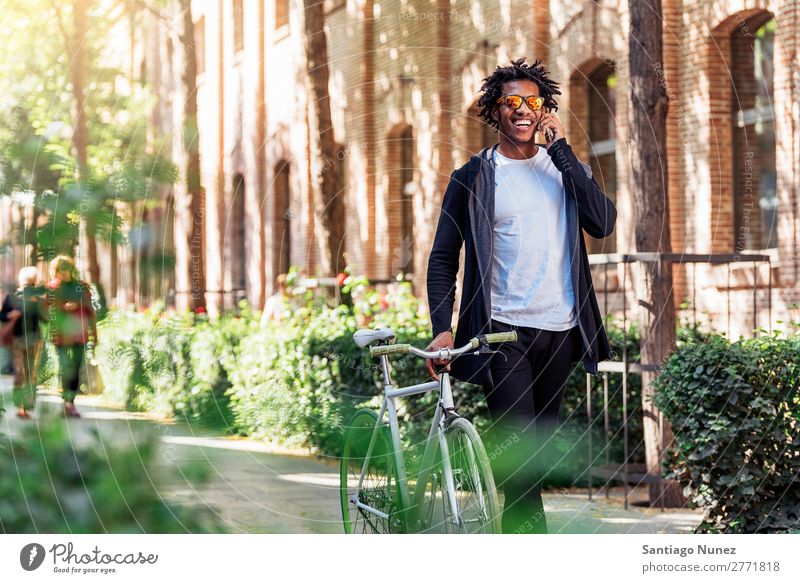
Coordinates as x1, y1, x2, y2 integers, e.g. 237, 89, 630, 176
64, 281, 800, 526
654, 331, 800, 533
94, 280, 700, 488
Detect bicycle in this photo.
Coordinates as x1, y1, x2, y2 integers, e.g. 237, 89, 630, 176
339, 327, 518, 534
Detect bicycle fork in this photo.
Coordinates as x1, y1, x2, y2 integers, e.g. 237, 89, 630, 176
437, 423, 462, 528
436, 373, 462, 528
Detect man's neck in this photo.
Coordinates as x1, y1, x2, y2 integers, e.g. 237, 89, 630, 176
496, 139, 538, 160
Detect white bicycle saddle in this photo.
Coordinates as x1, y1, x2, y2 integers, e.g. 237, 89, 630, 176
353, 328, 396, 348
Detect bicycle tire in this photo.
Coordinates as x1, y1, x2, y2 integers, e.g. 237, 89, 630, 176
340, 409, 404, 533
439, 417, 502, 534
410, 440, 444, 533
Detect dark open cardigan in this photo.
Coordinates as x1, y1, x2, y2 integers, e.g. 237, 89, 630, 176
426, 138, 617, 388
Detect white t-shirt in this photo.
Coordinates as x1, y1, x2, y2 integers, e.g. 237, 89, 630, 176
490, 147, 577, 331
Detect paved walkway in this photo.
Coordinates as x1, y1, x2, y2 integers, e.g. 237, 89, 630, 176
1, 376, 703, 534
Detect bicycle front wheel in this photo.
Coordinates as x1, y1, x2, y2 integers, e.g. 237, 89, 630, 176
340, 409, 403, 534
440, 418, 501, 534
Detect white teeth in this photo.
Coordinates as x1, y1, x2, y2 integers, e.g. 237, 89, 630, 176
513, 120, 532, 127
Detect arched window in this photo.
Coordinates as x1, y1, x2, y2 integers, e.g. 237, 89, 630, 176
233, 0, 244, 53
231, 174, 246, 297
386, 126, 415, 276
273, 161, 291, 277
275, 0, 289, 30
571, 61, 618, 254
732, 16, 776, 250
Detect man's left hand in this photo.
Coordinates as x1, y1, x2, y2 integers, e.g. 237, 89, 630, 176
537, 112, 565, 149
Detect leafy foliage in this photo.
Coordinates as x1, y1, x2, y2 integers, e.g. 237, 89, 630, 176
654, 331, 800, 533
0, 417, 222, 533
0, 0, 176, 264
556, 318, 644, 485
94, 281, 702, 490
97, 279, 794, 510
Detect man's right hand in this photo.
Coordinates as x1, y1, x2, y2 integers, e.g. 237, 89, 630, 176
425, 330, 454, 381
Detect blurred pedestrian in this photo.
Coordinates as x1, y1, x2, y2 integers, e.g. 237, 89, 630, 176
43, 256, 97, 418
260, 273, 290, 325
0, 267, 45, 419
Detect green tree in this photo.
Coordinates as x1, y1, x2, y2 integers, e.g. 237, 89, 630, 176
0, 0, 175, 287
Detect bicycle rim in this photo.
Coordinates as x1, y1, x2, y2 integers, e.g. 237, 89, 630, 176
340, 409, 403, 534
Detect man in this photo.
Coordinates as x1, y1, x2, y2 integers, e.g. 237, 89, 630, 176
425, 58, 616, 534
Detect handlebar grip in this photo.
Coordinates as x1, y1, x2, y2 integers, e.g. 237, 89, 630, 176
484, 331, 518, 344
369, 343, 410, 357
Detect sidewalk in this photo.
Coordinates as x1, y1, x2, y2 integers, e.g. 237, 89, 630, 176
1, 376, 703, 534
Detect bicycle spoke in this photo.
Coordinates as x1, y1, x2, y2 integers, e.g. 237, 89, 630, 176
341, 410, 401, 534
342, 410, 499, 534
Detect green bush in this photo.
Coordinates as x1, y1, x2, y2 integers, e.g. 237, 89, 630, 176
225, 324, 309, 447
94, 279, 720, 493
227, 283, 435, 456
178, 313, 250, 428
554, 318, 643, 487
96, 310, 187, 415
0, 417, 223, 533
551, 317, 715, 488
96, 309, 241, 429
654, 331, 800, 533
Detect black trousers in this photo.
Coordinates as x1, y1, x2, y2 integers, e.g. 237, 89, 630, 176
483, 318, 581, 534
58, 344, 85, 403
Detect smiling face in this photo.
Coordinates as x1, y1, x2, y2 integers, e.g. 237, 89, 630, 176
494, 78, 544, 155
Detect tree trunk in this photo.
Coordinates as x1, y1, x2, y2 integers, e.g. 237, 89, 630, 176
628, 0, 684, 507
174, 0, 206, 312
70, 0, 100, 285
302, 0, 346, 277
255, 0, 267, 307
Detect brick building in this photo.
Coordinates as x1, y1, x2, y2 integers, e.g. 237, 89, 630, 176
165, 0, 795, 337
11, 0, 790, 338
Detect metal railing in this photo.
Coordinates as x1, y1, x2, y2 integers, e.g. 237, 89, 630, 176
582, 252, 773, 509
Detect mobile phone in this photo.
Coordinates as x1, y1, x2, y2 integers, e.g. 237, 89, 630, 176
539, 107, 555, 143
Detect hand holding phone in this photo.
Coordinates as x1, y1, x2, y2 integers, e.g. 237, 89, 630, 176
537, 111, 564, 146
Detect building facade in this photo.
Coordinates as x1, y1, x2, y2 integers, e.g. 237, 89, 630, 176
7, 0, 789, 338
168, 0, 796, 337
